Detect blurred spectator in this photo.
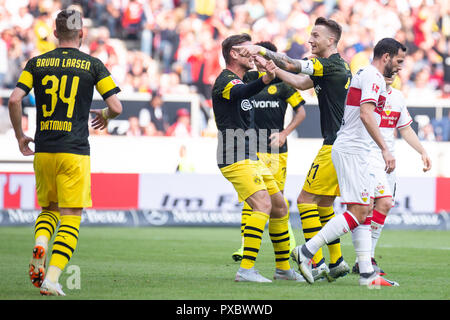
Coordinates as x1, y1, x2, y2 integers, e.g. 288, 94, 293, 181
166, 108, 191, 137
0, 97, 12, 134
186, 31, 221, 100
142, 122, 158, 136
415, 114, 435, 142
418, 123, 436, 141
121, 0, 145, 40
175, 145, 195, 173
432, 111, 450, 142
0, 34, 7, 88
126, 116, 142, 136
155, 10, 180, 73
432, 37, 450, 98
139, 92, 169, 135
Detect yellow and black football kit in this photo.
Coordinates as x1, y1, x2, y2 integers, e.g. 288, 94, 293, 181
17, 47, 120, 156
244, 70, 304, 191
299, 53, 352, 269
234, 71, 304, 269
18, 47, 120, 285
212, 69, 280, 202
17, 47, 120, 208
213, 69, 284, 270
302, 53, 351, 196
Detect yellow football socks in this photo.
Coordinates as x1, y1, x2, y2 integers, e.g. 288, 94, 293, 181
269, 214, 291, 270
48, 215, 81, 282
241, 201, 252, 238
318, 206, 343, 266
298, 203, 324, 265
240, 211, 269, 269
34, 210, 60, 248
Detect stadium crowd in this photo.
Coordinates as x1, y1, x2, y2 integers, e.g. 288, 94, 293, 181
0, 0, 449, 139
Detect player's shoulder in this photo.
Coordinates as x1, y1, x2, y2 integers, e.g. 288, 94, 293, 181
388, 87, 406, 103
214, 69, 242, 89
243, 70, 261, 83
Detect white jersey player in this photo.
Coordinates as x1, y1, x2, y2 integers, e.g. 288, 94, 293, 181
369, 85, 413, 204
352, 77, 432, 275
332, 63, 388, 207
291, 38, 406, 287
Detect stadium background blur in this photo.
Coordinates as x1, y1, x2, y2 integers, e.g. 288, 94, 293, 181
0, 0, 449, 217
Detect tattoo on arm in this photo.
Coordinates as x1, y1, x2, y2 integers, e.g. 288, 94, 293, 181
263, 50, 303, 73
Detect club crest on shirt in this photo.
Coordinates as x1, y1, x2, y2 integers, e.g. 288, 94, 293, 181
361, 190, 369, 203
383, 102, 392, 116
253, 176, 262, 185
267, 85, 277, 95
376, 184, 385, 195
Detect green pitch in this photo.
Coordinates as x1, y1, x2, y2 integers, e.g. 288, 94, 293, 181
1, 226, 449, 300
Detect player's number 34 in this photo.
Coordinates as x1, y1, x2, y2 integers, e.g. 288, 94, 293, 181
42, 74, 80, 118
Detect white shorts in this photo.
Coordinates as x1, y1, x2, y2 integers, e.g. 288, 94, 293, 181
368, 153, 396, 205
331, 148, 371, 206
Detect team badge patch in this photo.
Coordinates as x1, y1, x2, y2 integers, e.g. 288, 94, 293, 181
361, 190, 369, 203
253, 176, 262, 185
376, 184, 385, 195
231, 79, 244, 85
267, 85, 277, 95
384, 102, 392, 116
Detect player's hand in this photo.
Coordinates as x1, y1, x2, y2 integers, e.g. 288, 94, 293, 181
421, 153, 432, 172
259, 59, 277, 83
382, 149, 396, 174
232, 44, 261, 58
90, 109, 108, 130
18, 135, 34, 156
269, 131, 287, 148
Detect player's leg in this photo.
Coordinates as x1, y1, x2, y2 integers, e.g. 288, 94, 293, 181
30, 202, 60, 288
41, 207, 82, 296
298, 145, 342, 278
293, 149, 398, 286
235, 190, 272, 282
269, 191, 304, 281
40, 153, 91, 296
317, 197, 350, 279
297, 190, 329, 280
232, 201, 252, 261
284, 197, 297, 253
370, 197, 392, 274
30, 153, 60, 288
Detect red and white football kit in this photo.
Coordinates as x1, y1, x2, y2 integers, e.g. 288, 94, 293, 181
369, 86, 413, 202
332, 64, 387, 206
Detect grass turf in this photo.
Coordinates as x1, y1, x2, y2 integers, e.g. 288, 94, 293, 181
1, 226, 449, 300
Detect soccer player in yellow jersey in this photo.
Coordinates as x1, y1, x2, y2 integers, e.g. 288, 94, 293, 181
232, 41, 306, 262
9, 9, 122, 296
234, 17, 351, 281
212, 34, 303, 282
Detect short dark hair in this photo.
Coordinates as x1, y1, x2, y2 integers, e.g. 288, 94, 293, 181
221, 33, 252, 64
255, 41, 277, 52
55, 9, 83, 41
373, 38, 407, 59
314, 17, 342, 45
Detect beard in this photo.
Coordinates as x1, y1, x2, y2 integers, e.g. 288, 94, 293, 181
383, 60, 395, 78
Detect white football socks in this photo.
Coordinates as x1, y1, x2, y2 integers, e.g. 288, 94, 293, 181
304, 211, 359, 256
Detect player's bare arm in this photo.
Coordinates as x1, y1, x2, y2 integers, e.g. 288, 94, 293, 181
360, 102, 395, 173
270, 105, 306, 148
91, 94, 123, 130
399, 125, 432, 172
233, 44, 303, 73
8, 87, 34, 156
